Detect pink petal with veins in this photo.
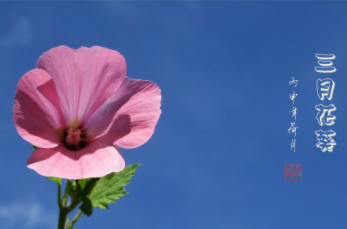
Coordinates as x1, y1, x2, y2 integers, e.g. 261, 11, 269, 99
27, 141, 125, 179
13, 69, 64, 148
36, 45, 126, 125
85, 77, 161, 148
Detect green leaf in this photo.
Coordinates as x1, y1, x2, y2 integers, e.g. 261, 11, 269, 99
47, 177, 62, 185
77, 178, 91, 190
74, 178, 100, 216
32, 145, 38, 151
82, 164, 141, 211
79, 197, 93, 216
76, 181, 94, 216
80, 178, 99, 196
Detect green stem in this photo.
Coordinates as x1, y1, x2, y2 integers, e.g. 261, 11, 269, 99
58, 182, 63, 209
57, 181, 66, 229
57, 180, 83, 229
66, 199, 82, 213
58, 208, 68, 229
58, 200, 81, 229
62, 180, 71, 207
67, 210, 83, 229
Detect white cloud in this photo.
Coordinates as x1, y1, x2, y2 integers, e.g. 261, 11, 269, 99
0, 201, 56, 229
0, 16, 34, 47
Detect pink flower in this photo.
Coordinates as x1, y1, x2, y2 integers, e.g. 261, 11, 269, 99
13, 46, 161, 179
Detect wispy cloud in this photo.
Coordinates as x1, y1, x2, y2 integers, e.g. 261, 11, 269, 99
0, 201, 56, 229
0, 16, 34, 47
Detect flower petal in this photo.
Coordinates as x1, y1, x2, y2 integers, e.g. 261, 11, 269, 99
85, 77, 161, 148
36, 45, 127, 125
27, 141, 125, 179
13, 69, 64, 148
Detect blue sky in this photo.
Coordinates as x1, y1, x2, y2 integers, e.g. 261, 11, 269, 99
1, 1, 347, 229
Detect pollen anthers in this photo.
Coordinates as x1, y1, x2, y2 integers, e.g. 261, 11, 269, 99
64, 126, 86, 150
66, 128, 82, 146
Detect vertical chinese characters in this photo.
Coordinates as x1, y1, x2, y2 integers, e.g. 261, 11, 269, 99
285, 78, 302, 181
314, 54, 337, 152
288, 77, 299, 152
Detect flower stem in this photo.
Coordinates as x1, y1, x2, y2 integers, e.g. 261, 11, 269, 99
67, 210, 83, 229
62, 180, 71, 207
58, 208, 68, 229
58, 181, 63, 209
57, 180, 82, 229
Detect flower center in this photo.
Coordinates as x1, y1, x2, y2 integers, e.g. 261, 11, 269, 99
64, 128, 86, 150
66, 128, 82, 146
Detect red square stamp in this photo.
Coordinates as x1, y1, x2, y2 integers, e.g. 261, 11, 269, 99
284, 163, 302, 181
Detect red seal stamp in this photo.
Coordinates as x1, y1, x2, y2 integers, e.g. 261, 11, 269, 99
284, 163, 302, 181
